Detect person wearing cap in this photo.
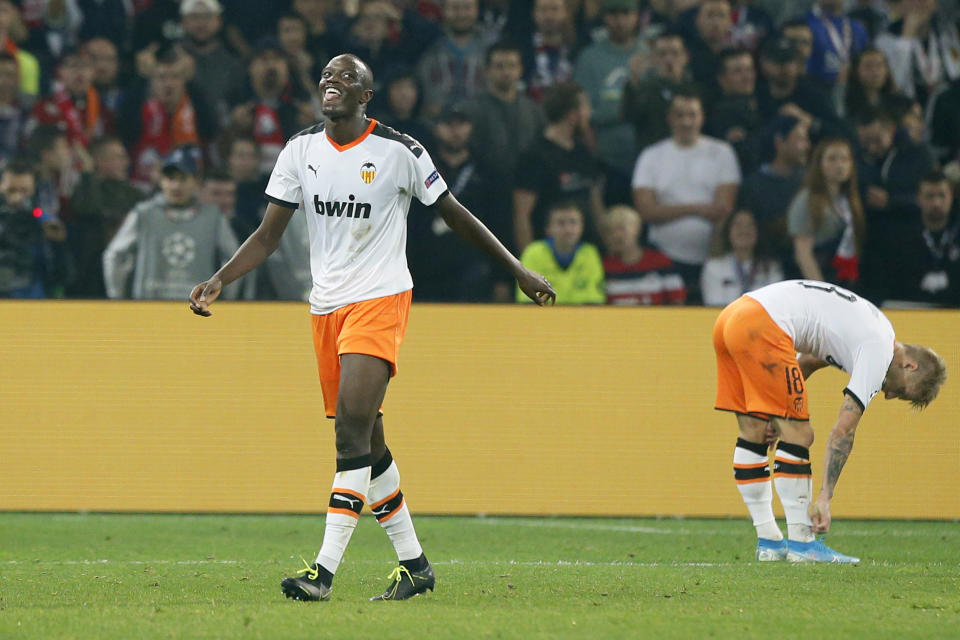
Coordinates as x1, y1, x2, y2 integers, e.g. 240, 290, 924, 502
180, 0, 247, 126
416, 0, 489, 119
573, 0, 648, 205
102, 148, 243, 300
756, 34, 840, 139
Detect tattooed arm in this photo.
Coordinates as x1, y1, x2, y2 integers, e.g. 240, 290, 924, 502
811, 393, 864, 533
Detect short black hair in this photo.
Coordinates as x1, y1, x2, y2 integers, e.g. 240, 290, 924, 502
855, 104, 895, 127
204, 168, 234, 183
918, 168, 949, 188
653, 28, 686, 45
485, 39, 522, 65
781, 18, 811, 31
669, 85, 702, 107
89, 136, 124, 156
717, 47, 752, 75
155, 45, 181, 66
543, 81, 583, 124
27, 124, 67, 156
3, 156, 36, 178
547, 199, 584, 218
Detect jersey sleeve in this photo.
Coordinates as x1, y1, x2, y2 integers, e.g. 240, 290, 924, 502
844, 341, 895, 411
408, 145, 449, 206
264, 139, 302, 209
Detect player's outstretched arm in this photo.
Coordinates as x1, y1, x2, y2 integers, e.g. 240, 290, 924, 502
189, 202, 297, 316
811, 392, 863, 533
435, 192, 556, 306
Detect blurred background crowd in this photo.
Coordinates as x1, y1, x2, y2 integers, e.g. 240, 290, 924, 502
0, 0, 958, 307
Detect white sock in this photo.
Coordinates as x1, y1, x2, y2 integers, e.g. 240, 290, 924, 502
734, 438, 782, 540
369, 450, 423, 562
315, 461, 371, 575
773, 442, 814, 543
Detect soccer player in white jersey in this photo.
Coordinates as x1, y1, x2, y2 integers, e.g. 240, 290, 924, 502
188, 54, 556, 601
713, 280, 946, 563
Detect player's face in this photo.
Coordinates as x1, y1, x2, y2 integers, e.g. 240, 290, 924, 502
820, 143, 852, 185
546, 207, 584, 251
319, 57, 372, 119
0, 172, 35, 209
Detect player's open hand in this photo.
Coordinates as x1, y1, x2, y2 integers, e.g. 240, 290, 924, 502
811, 495, 832, 533
516, 268, 556, 306
188, 277, 222, 317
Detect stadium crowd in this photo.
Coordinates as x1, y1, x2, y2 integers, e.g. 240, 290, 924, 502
0, 0, 958, 307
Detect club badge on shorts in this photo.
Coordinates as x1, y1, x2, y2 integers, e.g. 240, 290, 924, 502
361, 162, 376, 184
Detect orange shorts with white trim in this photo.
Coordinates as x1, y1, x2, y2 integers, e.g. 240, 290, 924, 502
712, 295, 810, 421
312, 290, 412, 418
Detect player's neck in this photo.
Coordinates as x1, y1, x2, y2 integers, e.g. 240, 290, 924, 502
325, 114, 371, 146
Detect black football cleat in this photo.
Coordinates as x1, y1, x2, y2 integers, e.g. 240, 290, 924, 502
370, 562, 435, 601
281, 561, 332, 602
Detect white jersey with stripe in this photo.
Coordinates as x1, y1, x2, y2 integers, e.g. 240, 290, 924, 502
745, 280, 895, 411
265, 118, 449, 314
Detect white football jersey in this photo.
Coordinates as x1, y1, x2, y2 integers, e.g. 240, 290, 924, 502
265, 118, 449, 314
746, 280, 895, 411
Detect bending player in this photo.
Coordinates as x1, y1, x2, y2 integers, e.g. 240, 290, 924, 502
188, 54, 556, 601
713, 280, 946, 563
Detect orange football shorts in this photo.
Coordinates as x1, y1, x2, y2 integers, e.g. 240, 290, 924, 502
713, 295, 809, 421
312, 290, 412, 418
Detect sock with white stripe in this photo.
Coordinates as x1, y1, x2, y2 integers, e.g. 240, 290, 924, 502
734, 438, 783, 540
773, 442, 814, 542
314, 456, 371, 586
368, 449, 425, 567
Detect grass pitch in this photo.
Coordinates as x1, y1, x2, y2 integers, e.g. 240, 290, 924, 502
1, 514, 957, 639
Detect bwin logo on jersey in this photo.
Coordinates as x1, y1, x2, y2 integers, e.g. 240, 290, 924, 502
313, 194, 371, 219
360, 162, 376, 184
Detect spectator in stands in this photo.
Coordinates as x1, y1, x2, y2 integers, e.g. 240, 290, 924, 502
76, 0, 131, 48
84, 38, 122, 118
28, 125, 75, 220
855, 105, 933, 225
708, 48, 761, 172
781, 19, 814, 71
103, 148, 242, 300
573, 0, 647, 206
180, 0, 248, 127
0, 1, 39, 97
632, 89, 740, 303
513, 81, 604, 253
788, 138, 865, 289
277, 12, 324, 99
377, 72, 434, 151
727, 1, 774, 52
0, 158, 65, 298
602, 204, 686, 305
684, 0, 732, 93
844, 47, 901, 121
229, 42, 312, 174
882, 170, 960, 307
756, 35, 839, 139
877, 0, 960, 106
68, 137, 144, 297
291, 0, 339, 64
408, 105, 493, 301
739, 115, 810, 274
517, 201, 604, 304
132, 0, 184, 52
416, 0, 489, 118
0, 51, 29, 166
701, 208, 783, 306
929, 76, 960, 164
848, 0, 888, 41
805, 0, 868, 88
120, 46, 216, 186
31, 47, 110, 148
523, 0, 576, 102
622, 30, 692, 152
201, 169, 237, 222
890, 95, 927, 146
224, 135, 265, 237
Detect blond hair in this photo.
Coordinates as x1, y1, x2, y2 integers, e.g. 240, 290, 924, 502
604, 205, 641, 230
905, 344, 948, 410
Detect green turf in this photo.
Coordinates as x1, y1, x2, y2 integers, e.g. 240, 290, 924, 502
0, 514, 957, 639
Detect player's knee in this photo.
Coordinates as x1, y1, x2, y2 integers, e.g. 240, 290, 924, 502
334, 413, 371, 457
